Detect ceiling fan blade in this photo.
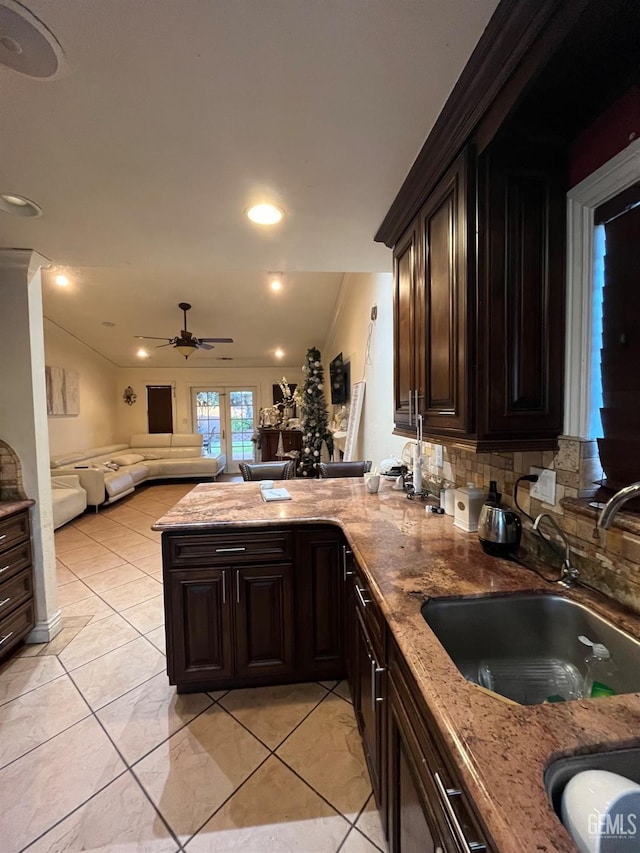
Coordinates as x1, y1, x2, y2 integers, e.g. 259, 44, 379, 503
135, 335, 172, 341
154, 343, 174, 348
198, 337, 234, 343
196, 341, 214, 350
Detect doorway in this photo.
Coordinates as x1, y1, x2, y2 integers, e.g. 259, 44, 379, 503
147, 386, 174, 433
192, 387, 256, 473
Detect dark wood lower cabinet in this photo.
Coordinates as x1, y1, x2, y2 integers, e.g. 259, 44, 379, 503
162, 525, 492, 851
295, 527, 345, 679
167, 570, 233, 686
234, 563, 293, 678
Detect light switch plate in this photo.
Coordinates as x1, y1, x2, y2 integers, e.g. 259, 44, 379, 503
529, 467, 557, 505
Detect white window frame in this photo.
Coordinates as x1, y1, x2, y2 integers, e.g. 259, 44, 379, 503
564, 138, 640, 438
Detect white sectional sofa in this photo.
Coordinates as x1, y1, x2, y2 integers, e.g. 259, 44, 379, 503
50, 433, 225, 508
51, 475, 88, 529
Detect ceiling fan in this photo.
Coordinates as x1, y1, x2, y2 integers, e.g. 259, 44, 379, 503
135, 302, 233, 359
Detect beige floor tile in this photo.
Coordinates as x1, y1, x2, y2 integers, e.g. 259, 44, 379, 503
334, 680, 352, 703
112, 539, 161, 562
145, 625, 167, 654
342, 828, 383, 852
59, 613, 140, 671
185, 756, 350, 853
0, 654, 66, 706
53, 528, 95, 554
57, 541, 116, 567
355, 794, 388, 851
65, 551, 129, 578
0, 716, 125, 853
61, 593, 116, 623
220, 682, 327, 749
99, 575, 163, 610
35, 626, 84, 656
56, 562, 76, 586
72, 514, 123, 534
27, 771, 179, 853
56, 579, 94, 608
101, 530, 151, 550
97, 672, 212, 764
88, 525, 143, 545
82, 562, 147, 593
121, 594, 165, 634
135, 704, 269, 843
15, 641, 49, 657
131, 552, 163, 574
62, 615, 93, 628
71, 636, 166, 710
0, 675, 89, 770
276, 693, 371, 821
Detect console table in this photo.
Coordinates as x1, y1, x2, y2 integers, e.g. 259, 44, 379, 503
258, 429, 303, 462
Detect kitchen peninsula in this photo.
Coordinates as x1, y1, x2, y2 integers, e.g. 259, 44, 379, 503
153, 480, 640, 853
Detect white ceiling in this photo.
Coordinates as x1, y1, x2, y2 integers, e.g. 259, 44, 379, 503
0, 0, 499, 368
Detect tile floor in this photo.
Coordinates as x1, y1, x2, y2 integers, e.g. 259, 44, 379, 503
0, 482, 387, 853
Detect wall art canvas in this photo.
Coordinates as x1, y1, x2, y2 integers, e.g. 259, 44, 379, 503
45, 366, 79, 416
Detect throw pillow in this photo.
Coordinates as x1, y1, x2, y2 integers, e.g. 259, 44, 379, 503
111, 453, 145, 466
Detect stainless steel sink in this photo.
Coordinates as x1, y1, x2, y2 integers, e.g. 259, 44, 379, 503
421, 593, 640, 704
545, 748, 640, 816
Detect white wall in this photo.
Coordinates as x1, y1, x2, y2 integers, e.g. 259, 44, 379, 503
323, 272, 406, 466
44, 319, 119, 456
115, 364, 304, 440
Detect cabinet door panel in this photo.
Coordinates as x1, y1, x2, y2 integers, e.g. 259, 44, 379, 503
479, 141, 565, 439
296, 529, 345, 678
394, 224, 420, 431
354, 606, 383, 800
422, 152, 469, 433
235, 563, 293, 678
168, 571, 233, 684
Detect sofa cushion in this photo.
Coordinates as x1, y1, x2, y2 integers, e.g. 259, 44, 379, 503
51, 444, 128, 468
171, 433, 203, 448
111, 453, 145, 466
129, 433, 172, 448
127, 462, 150, 484
104, 469, 135, 498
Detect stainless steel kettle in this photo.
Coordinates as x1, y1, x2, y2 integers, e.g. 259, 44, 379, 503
477, 504, 522, 556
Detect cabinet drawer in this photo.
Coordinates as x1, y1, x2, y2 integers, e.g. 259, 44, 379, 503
0, 511, 30, 555
0, 539, 32, 585
352, 566, 384, 658
390, 642, 491, 852
164, 529, 294, 569
0, 567, 32, 620
0, 599, 35, 660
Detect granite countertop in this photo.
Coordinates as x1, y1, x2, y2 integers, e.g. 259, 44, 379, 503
153, 479, 640, 853
0, 499, 35, 520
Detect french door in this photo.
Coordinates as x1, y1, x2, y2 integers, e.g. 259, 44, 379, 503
192, 388, 256, 473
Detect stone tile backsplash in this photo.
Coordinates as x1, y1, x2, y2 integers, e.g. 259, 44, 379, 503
421, 437, 640, 616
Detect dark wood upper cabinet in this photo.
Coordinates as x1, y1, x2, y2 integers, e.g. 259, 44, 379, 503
420, 150, 470, 435
476, 138, 566, 445
383, 0, 639, 451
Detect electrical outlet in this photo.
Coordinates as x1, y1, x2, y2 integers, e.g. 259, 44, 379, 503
370, 305, 377, 321
434, 444, 443, 468
529, 467, 557, 505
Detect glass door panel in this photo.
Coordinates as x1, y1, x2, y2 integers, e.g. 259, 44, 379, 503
192, 387, 256, 473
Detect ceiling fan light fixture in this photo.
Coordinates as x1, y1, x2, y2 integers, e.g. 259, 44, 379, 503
175, 341, 197, 359
247, 203, 283, 225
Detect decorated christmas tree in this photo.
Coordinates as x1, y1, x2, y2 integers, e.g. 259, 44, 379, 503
298, 347, 334, 477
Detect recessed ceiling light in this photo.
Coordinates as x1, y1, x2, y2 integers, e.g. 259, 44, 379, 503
275, 348, 284, 359
137, 348, 149, 359
247, 203, 283, 225
55, 274, 69, 287
0, 192, 42, 217
270, 273, 283, 292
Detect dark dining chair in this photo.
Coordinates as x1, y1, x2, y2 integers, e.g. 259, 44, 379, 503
239, 460, 295, 481
318, 461, 372, 478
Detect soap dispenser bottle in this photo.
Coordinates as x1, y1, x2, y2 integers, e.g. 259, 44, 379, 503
579, 636, 617, 698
